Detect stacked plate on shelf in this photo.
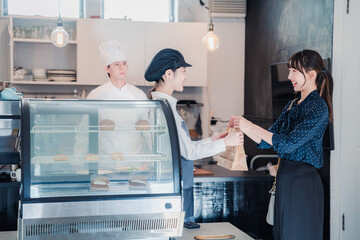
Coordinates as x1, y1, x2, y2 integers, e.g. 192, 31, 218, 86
48, 69, 76, 82
32, 68, 50, 82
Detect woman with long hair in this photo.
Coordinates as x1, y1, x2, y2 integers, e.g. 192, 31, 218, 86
229, 49, 333, 239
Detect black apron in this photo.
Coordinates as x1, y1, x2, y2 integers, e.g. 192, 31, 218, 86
180, 121, 195, 222
274, 159, 324, 240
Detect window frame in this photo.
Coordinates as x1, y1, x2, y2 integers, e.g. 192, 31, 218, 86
1, 0, 174, 21
1, 0, 85, 18
101, 0, 175, 22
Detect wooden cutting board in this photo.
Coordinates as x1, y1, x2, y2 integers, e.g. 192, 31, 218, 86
194, 168, 214, 176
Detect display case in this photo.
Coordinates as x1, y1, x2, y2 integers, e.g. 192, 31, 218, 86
19, 99, 183, 240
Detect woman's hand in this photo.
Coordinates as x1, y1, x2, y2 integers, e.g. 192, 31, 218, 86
211, 132, 228, 142
234, 117, 253, 133
267, 163, 278, 177
223, 131, 244, 146
230, 116, 270, 145
228, 115, 241, 128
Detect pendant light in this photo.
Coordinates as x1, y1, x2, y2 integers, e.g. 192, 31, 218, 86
51, 0, 69, 47
202, 0, 219, 51
202, 19, 219, 51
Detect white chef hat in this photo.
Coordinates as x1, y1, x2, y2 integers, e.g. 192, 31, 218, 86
99, 40, 127, 66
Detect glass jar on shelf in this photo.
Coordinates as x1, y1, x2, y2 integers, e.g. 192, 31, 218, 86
24, 28, 31, 38
14, 26, 21, 38
31, 26, 40, 39
20, 27, 26, 38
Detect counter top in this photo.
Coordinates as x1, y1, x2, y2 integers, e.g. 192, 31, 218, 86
194, 164, 274, 182
175, 222, 254, 239
0, 231, 15, 240
0, 222, 254, 240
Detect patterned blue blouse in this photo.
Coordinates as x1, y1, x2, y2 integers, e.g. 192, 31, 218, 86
258, 90, 329, 168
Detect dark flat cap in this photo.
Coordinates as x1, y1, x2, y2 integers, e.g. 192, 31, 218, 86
144, 48, 192, 82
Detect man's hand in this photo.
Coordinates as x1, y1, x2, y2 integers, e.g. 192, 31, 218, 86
211, 132, 228, 142
223, 131, 244, 146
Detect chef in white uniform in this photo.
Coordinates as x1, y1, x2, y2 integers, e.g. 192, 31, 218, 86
75, 40, 149, 168
89, 40, 148, 159
144, 48, 244, 223
87, 39, 147, 100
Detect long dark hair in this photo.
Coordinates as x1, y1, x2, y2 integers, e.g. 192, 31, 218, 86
287, 49, 333, 121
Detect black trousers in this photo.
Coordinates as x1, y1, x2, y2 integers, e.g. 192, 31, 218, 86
274, 159, 324, 240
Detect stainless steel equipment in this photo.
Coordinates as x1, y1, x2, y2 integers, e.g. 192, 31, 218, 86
0, 100, 21, 231
18, 99, 184, 240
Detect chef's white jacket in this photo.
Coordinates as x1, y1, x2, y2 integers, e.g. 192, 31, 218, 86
74, 81, 149, 167
151, 91, 225, 160
87, 81, 147, 100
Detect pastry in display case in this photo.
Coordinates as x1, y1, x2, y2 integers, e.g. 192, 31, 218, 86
18, 99, 183, 240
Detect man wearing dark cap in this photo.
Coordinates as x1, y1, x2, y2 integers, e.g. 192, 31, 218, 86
145, 48, 244, 224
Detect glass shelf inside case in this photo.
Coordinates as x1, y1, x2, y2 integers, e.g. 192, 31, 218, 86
24, 100, 177, 199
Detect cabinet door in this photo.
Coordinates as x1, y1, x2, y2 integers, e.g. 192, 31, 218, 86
77, 19, 146, 86
0, 19, 10, 82
145, 22, 208, 86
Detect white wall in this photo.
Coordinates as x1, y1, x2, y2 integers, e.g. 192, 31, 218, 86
177, 0, 245, 136
206, 22, 245, 120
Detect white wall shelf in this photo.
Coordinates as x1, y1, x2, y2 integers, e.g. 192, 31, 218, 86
13, 38, 77, 44
11, 81, 98, 86
9, 16, 78, 83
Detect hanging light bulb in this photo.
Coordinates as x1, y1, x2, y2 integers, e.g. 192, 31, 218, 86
202, 19, 219, 51
51, 0, 69, 47
51, 18, 69, 47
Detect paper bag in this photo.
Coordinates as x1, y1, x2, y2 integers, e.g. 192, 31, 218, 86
214, 128, 248, 171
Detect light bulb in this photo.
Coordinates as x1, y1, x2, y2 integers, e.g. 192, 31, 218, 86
202, 31, 219, 51
51, 18, 69, 47
202, 19, 219, 51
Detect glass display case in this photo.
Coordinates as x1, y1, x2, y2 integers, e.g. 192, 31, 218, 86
19, 99, 183, 240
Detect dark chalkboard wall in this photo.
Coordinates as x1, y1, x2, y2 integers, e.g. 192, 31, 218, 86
245, 0, 333, 118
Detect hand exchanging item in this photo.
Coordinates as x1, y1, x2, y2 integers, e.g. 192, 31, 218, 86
211, 132, 228, 142
234, 116, 253, 133
223, 131, 244, 146
228, 115, 240, 128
